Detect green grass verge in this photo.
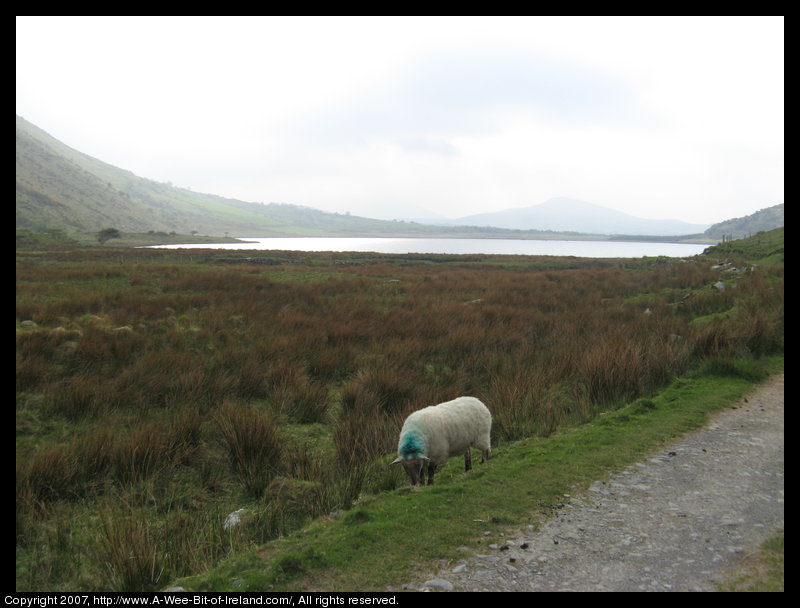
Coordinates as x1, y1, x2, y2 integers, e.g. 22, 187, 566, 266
715, 531, 784, 592
703, 227, 784, 265
171, 357, 782, 592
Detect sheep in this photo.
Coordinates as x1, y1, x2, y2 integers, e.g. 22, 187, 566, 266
390, 396, 491, 486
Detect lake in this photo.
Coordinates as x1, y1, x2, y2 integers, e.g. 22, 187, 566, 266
147, 237, 710, 258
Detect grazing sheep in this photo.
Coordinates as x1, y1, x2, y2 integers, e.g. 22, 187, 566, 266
390, 396, 491, 485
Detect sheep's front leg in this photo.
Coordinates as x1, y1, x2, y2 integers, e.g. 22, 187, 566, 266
427, 462, 436, 485
464, 448, 473, 472
481, 449, 489, 464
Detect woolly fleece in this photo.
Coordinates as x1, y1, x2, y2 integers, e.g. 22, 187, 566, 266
397, 396, 491, 466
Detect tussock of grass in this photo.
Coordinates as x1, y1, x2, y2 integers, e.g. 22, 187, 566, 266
216, 401, 283, 499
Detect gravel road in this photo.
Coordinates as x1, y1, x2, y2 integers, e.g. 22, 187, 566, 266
412, 372, 784, 592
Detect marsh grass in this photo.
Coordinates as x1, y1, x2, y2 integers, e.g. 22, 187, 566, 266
96, 501, 241, 592
216, 401, 283, 499
15, 243, 783, 591
172, 365, 782, 592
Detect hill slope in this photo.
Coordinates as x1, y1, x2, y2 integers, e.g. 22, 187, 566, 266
16, 117, 163, 233
17, 115, 280, 235
16, 115, 449, 238
704, 204, 784, 240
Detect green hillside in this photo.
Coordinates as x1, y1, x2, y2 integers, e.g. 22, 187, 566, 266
704, 204, 784, 241
17, 116, 358, 236
16, 116, 570, 240
15, 115, 452, 238
703, 226, 784, 264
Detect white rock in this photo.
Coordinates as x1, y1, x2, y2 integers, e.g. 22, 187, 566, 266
422, 578, 454, 592
223, 508, 247, 530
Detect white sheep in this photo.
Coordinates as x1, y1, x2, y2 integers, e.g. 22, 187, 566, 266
390, 396, 492, 485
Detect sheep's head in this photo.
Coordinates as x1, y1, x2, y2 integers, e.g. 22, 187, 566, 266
390, 456, 429, 486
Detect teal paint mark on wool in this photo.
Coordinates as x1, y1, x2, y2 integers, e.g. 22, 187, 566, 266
399, 431, 426, 459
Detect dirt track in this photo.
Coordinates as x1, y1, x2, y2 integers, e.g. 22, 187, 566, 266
412, 373, 784, 592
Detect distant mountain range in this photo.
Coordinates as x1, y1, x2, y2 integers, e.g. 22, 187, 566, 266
431, 197, 710, 236
16, 115, 782, 241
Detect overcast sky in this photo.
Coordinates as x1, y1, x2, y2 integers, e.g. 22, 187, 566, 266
16, 16, 783, 224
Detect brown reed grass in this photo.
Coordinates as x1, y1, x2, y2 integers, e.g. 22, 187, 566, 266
15, 247, 783, 590
215, 401, 283, 499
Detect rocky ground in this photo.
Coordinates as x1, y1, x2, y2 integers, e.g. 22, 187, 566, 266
408, 372, 784, 592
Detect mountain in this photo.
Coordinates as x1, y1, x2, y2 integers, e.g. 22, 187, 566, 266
447, 197, 712, 236
15, 115, 444, 238
18, 115, 770, 242
704, 204, 784, 240
18, 115, 597, 240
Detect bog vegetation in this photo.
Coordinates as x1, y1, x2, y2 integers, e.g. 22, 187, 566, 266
16, 232, 783, 591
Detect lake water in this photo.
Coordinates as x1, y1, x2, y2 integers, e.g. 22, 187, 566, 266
148, 237, 710, 258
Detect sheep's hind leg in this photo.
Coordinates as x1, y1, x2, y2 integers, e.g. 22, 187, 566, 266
481, 449, 489, 464
464, 448, 473, 472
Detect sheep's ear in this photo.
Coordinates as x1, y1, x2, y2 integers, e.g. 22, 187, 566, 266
390, 457, 403, 466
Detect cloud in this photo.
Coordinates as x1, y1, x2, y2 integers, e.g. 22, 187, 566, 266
16, 16, 783, 224
283, 48, 647, 152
